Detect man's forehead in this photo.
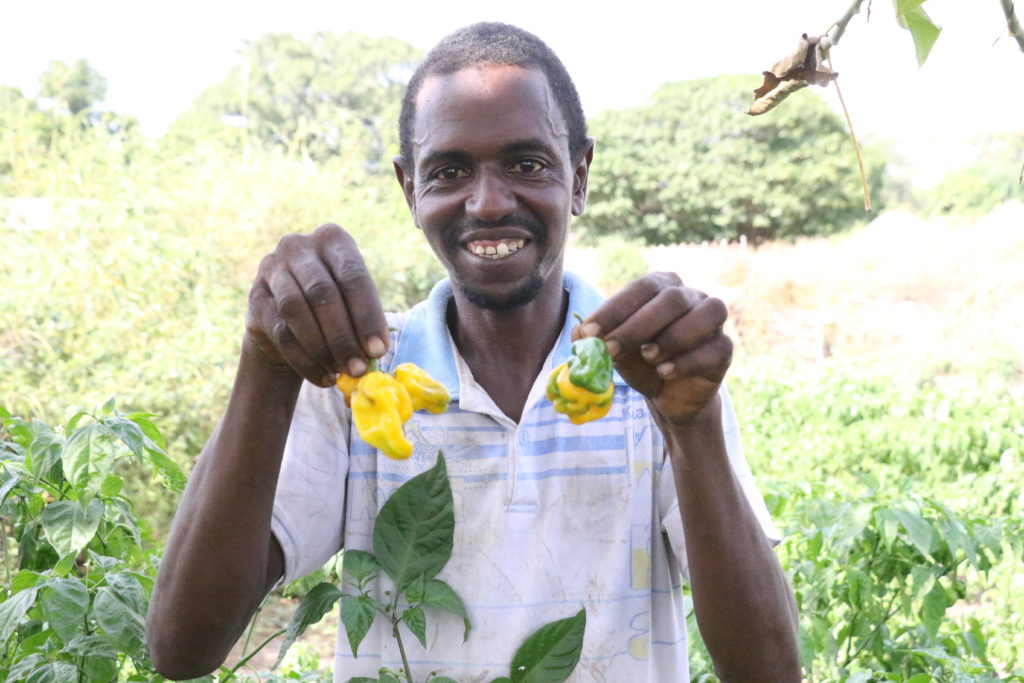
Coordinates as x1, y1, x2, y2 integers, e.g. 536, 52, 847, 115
411, 64, 568, 150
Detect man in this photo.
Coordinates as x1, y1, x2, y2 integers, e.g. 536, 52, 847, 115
148, 22, 800, 682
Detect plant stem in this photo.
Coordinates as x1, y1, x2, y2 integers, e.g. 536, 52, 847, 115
240, 596, 266, 658
1000, 0, 1024, 53
392, 615, 415, 683
221, 627, 287, 680
827, 55, 872, 211
827, 0, 869, 49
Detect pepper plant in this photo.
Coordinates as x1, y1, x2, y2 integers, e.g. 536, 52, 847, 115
0, 399, 185, 681
274, 452, 587, 683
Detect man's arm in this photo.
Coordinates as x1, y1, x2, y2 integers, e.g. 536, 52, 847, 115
147, 224, 388, 679
578, 272, 800, 682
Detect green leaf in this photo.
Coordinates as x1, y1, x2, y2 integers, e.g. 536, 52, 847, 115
104, 417, 145, 459
12, 659, 79, 683
379, 670, 403, 683
422, 579, 471, 641
403, 606, 427, 648
509, 608, 587, 683
404, 573, 426, 604
340, 593, 378, 658
126, 412, 166, 449
894, 508, 935, 558
92, 573, 147, 654
276, 582, 346, 667
40, 498, 104, 557
142, 443, 186, 492
65, 632, 118, 658
372, 452, 454, 592
40, 577, 89, 643
62, 422, 121, 498
906, 674, 934, 683
343, 549, 382, 584
0, 586, 40, 643
431, 678, 460, 683
347, 678, 378, 683
491, 679, 514, 683
893, 0, 942, 65
921, 583, 948, 639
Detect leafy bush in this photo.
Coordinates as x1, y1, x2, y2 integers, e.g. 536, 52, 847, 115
583, 75, 887, 246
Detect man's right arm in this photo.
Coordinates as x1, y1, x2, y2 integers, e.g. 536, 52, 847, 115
146, 224, 388, 679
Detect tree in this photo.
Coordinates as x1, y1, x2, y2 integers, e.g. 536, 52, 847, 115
169, 32, 420, 165
582, 75, 885, 246
39, 58, 107, 115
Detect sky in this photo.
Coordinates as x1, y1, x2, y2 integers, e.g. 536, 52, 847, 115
2, 0, 1023, 185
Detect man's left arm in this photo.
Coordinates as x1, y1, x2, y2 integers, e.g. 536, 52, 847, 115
578, 272, 800, 683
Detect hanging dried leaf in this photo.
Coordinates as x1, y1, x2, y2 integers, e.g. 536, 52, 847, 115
747, 34, 839, 115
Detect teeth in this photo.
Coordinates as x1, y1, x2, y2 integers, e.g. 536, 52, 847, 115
468, 239, 526, 259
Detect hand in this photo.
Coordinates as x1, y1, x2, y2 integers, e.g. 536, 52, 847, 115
244, 223, 389, 387
575, 272, 732, 425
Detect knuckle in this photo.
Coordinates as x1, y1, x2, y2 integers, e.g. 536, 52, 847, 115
706, 297, 729, 325
271, 320, 293, 346
277, 295, 306, 320
302, 281, 336, 307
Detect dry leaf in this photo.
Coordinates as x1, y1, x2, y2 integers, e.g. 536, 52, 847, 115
747, 34, 839, 115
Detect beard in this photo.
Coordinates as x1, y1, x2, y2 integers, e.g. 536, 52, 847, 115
445, 214, 550, 311
456, 271, 545, 310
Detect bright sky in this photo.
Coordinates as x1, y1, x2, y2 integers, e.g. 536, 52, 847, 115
2, 0, 1022, 185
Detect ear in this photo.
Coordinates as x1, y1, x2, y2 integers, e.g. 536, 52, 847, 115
571, 138, 596, 217
392, 155, 420, 227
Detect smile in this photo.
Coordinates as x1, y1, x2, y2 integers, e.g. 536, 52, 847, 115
466, 238, 527, 259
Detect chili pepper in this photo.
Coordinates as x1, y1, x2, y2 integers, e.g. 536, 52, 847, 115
546, 335, 615, 425
349, 371, 415, 460
393, 362, 450, 414
336, 362, 449, 459
336, 373, 360, 407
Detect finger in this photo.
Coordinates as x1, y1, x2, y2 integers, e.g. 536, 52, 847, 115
264, 263, 335, 379
653, 333, 733, 383
249, 280, 336, 386
579, 272, 683, 342
601, 285, 706, 360
288, 254, 364, 376
316, 225, 389, 360
638, 297, 728, 365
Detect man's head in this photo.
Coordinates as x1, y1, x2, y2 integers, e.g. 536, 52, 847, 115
398, 22, 589, 167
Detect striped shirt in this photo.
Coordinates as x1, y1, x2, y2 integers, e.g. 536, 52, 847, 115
271, 273, 778, 682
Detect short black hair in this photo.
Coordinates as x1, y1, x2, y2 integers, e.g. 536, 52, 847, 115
398, 22, 588, 168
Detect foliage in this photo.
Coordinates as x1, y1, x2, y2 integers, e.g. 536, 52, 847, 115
929, 133, 1024, 216
685, 360, 1024, 681
595, 238, 649, 293
278, 452, 586, 683
38, 59, 107, 116
168, 32, 420, 165
583, 75, 886, 246
0, 400, 183, 680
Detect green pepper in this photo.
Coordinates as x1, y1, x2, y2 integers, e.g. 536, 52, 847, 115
546, 335, 615, 425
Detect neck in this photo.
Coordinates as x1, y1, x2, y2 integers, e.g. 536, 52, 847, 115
447, 271, 569, 421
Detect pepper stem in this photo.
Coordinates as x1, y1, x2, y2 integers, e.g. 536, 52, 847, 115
369, 358, 380, 373
572, 311, 585, 325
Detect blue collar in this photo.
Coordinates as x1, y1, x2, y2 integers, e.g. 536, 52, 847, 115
389, 272, 611, 401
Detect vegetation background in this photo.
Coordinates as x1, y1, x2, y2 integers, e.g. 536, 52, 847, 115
1, 11, 1023, 683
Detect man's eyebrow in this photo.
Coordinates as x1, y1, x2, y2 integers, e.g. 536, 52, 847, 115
501, 138, 558, 156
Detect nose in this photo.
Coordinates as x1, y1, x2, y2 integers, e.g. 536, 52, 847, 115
465, 169, 516, 223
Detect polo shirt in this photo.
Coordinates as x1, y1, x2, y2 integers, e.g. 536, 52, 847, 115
270, 272, 779, 682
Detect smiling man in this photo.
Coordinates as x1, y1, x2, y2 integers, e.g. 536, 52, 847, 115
147, 22, 800, 682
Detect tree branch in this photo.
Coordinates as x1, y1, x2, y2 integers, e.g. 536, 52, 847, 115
1000, 0, 1024, 54
827, 0, 870, 49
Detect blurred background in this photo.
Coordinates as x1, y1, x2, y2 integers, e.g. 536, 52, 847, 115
1, 0, 1022, 680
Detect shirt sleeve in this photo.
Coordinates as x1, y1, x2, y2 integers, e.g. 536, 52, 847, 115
658, 384, 781, 581
270, 380, 352, 586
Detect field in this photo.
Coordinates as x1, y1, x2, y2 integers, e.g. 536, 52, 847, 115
1, 129, 1022, 680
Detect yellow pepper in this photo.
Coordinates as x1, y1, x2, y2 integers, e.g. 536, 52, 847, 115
546, 361, 615, 425
349, 371, 415, 460
393, 363, 450, 414
336, 362, 449, 460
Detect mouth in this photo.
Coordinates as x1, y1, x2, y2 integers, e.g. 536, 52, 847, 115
465, 238, 528, 260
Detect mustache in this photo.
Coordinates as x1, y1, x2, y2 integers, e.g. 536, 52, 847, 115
451, 215, 547, 241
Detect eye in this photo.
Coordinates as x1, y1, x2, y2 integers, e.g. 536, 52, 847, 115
510, 159, 547, 174
431, 166, 468, 181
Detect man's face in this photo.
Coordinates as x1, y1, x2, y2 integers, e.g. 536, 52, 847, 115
396, 65, 591, 311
